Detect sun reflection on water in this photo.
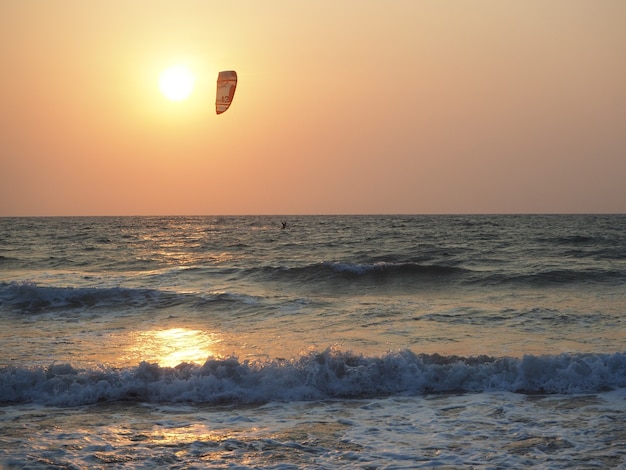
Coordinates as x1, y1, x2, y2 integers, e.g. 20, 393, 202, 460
134, 328, 219, 368
150, 424, 223, 446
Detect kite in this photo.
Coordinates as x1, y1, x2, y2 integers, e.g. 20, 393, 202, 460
216, 71, 237, 114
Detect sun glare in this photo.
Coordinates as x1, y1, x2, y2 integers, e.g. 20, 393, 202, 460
130, 328, 219, 368
159, 65, 195, 101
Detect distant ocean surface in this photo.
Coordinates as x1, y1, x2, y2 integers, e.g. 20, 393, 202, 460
1, 215, 625, 468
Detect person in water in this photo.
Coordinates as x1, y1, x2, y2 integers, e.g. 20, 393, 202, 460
281, 221, 287, 230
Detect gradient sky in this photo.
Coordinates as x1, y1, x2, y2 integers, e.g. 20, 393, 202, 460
2, 1, 625, 216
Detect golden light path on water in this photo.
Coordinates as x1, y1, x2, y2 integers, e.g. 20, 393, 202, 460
129, 328, 220, 368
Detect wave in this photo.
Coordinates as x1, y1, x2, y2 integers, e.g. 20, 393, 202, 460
0, 281, 182, 314
2, 349, 625, 406
0, 281, 265, 315
259, 262, 467, 284
481, 268, 626, 287
255, 261, 626, 288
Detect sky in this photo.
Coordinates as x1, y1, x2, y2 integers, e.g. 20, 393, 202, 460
1, 1, 625, 216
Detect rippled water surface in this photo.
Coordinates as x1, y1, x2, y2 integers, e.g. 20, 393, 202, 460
1, 215, 625, 468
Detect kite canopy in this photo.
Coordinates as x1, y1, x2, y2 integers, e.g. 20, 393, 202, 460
216, 71, 237, 114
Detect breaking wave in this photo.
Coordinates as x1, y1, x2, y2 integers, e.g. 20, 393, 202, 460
0, 281, 257, 314
0, 281, 182, 313
2, 348, 625, 406
256, 261, 626, 287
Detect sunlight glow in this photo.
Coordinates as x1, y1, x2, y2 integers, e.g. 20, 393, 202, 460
159, 65, 195, 101
134, 328, 218, 367
149, 424, 224, 446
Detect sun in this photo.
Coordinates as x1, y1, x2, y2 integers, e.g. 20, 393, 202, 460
159, 65, 195, 101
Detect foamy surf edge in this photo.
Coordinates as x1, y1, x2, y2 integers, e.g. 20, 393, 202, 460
2, 348, 625, 406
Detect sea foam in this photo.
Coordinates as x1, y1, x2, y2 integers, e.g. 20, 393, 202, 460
1, 349, 625, 406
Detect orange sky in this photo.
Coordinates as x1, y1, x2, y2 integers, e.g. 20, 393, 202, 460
1, 1, 625, 216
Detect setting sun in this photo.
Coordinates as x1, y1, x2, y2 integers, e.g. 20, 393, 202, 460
159, 65, 195, 101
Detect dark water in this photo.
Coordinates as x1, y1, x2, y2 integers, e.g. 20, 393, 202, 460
1, 215, 625, 468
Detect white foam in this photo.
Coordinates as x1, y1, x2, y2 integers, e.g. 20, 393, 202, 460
2, 349, 625, 406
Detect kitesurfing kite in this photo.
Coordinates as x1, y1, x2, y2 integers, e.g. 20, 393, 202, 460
215, 71, 237, 114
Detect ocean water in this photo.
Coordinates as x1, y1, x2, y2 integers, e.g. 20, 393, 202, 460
1, 214, 625, 468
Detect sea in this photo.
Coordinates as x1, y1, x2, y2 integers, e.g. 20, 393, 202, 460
1, 214, 625, 469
